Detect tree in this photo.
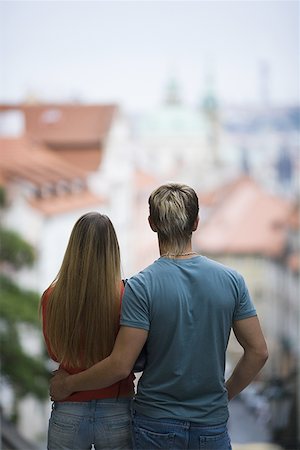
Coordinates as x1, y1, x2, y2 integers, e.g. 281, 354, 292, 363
0, 186, 49, 422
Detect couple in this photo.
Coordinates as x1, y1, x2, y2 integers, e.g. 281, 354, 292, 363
41, 183, 268, 450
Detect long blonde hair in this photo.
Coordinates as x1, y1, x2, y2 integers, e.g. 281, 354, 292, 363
149, 183, 199, 255
41, 212, 121, 368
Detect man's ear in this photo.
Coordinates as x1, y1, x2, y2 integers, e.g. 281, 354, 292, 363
148, 216, 157, 232
192, 216, 200, 232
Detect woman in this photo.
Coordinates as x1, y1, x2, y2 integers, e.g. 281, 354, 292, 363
40, 212, 134, 450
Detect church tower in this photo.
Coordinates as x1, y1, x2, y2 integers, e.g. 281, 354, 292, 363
201, 73, 220, 166
164, 76, 182, 106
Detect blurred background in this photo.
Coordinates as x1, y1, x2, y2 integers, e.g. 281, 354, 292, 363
0, 1, 299, 449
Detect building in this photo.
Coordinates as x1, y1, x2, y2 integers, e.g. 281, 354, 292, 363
221, 104, 300, 198
0, 103, 135, 289
132, 77, 226, 190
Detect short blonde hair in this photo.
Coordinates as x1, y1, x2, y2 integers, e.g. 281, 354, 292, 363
149, 183, 199, 255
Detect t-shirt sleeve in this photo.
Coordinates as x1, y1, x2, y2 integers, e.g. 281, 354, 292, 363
120, 276, 150, 331
233, 274, 257, 321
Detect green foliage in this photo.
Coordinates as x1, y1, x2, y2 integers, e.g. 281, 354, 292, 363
0, 326, 50, 400
0, 274, 50, 401
0, 275, 40, 325
0, 198, 50, 409
0, 227, 35, 269
0, 185, 6, 207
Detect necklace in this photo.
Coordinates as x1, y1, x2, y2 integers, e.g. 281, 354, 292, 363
160, 251, 198, 258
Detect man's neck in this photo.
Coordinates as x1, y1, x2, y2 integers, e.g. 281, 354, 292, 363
159, 242, 196, 259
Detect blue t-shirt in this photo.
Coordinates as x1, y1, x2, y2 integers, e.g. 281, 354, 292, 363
120, 255, 256, 425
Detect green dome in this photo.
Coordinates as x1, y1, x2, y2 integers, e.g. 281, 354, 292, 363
137, 104, 207, 138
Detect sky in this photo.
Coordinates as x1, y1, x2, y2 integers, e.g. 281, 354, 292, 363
0, 0, 299, 112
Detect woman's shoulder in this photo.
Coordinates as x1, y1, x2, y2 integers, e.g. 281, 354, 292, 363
41, 284, 55, 305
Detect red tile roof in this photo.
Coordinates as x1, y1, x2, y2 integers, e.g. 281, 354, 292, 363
17, 104, 117, 146
198, 176, 253, 207
0, 137, 86, 187
0, 103, 117, 172
134, 169, 160, 190
49, 147, 103, 173
196, 177, 293, 258
0, 137, 105, 215
28, 190, 105, 217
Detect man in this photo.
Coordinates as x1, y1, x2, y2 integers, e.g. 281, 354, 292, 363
50, 183, 268, 449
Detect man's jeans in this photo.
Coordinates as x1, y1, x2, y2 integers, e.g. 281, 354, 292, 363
132, 411, 232, 450
48, 399, 132, 450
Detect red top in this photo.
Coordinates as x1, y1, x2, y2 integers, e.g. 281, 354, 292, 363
41, 283, 134, 402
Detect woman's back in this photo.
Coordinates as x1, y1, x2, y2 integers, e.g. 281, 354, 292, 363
40, 212, 133, 449
41, 284, 134, 402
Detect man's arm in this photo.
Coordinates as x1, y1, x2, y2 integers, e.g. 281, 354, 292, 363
50, 326, 148, 401
225, 316, 268, 401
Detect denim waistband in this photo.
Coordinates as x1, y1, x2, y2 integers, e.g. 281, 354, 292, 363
132, 410, 227, 429
53, 398, 131, 410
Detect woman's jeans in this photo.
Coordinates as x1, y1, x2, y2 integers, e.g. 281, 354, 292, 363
132, 411, 232, 450
48, 399, 132, 450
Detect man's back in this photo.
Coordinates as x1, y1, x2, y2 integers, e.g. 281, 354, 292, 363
121, 255, 256, 425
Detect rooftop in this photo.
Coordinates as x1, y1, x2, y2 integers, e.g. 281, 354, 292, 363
195, 177, 293, 258
0, 103, 117, 146
0, 103, 118, 172
0, 137, 86, 187
0, 137, 104, 216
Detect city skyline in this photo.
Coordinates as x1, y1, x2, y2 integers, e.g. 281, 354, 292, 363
0, 0, 299, 111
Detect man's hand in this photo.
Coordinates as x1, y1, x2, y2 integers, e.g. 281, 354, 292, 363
50, 368, 72, 401
47, 326, 148, 396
